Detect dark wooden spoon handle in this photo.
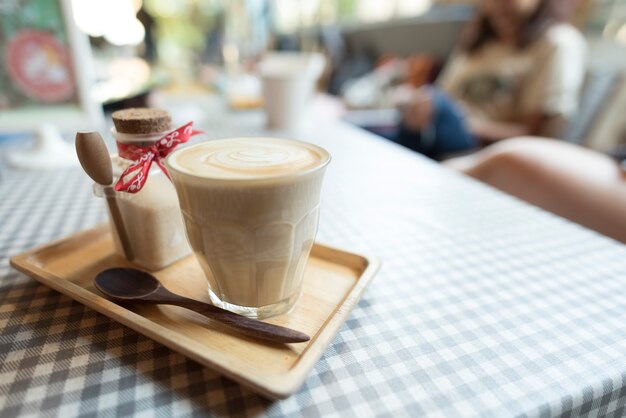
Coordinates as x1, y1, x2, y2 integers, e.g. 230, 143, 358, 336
162, 296, 310, 344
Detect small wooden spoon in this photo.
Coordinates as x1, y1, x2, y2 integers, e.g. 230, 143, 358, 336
75, 132, 134, 261
95, 267, 310, 344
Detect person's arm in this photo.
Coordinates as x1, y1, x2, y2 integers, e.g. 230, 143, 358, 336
445, 137, 626, 244
468, 114, 564, 143
401, 90, 564, 142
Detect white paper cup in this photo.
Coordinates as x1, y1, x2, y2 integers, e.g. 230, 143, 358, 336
259, 52, 325, 131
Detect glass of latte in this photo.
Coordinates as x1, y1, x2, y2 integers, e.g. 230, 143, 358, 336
166, 138, 330, 318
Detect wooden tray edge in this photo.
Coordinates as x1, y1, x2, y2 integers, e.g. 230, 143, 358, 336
268, 247, 381, 397
9, 227, 382, 399
9, 248, 264, 396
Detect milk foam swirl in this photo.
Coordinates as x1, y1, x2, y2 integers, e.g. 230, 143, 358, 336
169, 138, 326, 179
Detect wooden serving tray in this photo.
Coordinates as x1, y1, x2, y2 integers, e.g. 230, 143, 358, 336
10, 225, 380, 399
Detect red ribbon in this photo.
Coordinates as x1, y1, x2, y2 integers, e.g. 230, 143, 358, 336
114, 122, 202, 193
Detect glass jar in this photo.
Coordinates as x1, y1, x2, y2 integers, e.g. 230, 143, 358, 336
94, 128, 191, 271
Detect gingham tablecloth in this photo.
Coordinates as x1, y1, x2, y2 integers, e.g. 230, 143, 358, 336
3, 105, 626, 417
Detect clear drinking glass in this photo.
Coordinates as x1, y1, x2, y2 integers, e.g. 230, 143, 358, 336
166, 138, 330, 318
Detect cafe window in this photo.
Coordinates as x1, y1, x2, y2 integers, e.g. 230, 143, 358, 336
272, 0, 436, 33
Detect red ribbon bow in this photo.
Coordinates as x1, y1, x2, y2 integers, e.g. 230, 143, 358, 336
114, 122, 202, 193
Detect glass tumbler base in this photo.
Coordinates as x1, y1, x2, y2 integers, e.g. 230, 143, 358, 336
207, 288, 301, 319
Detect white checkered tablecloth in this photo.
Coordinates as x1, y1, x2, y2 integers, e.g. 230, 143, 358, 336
2, 106, 626, 417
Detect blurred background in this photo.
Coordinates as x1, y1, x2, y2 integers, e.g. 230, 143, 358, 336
1, 0, 626, 151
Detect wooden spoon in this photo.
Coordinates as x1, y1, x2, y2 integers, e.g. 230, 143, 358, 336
95, 267, 310, 344
75, 132, 134, 261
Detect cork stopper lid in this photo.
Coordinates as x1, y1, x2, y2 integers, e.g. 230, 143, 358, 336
112, 108, 172, 134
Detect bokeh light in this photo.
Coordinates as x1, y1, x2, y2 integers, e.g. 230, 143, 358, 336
72, 0, 145, 46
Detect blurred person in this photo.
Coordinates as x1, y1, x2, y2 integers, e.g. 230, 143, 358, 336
395, 0, 586, 159
446, 137, 626, 244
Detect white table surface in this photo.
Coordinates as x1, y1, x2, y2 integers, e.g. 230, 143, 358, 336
2, 95, 626, 417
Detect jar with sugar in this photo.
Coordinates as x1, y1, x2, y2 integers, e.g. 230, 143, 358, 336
97, 108, 199, 270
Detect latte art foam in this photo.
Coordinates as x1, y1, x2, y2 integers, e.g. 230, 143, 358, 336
169, 138, 326, 179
